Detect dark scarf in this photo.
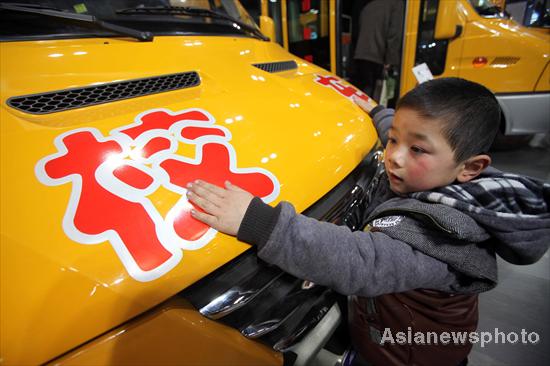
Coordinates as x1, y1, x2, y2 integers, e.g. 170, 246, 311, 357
410, 167, 550, 265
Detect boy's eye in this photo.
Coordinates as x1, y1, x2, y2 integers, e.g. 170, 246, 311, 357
411, 146, 426, 154
388, 137, 397, 144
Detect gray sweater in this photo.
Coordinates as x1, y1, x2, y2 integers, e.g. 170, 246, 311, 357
239, 197, 463, 296
237, 108, 550, 297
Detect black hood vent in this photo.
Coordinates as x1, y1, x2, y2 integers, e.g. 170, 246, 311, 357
252, 60, 298, 73
7, 71, 200, 114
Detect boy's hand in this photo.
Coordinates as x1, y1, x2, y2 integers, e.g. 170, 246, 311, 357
352, 95, 378, 114
186, 180, 253, 236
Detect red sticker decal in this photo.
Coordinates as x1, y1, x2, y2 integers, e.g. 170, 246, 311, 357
314, 74, 371, 103
36, 108, 280, 282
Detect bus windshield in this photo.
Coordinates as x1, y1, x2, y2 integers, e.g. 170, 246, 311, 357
0, 0, 261, 41
468, 0, 510, 18
524, 0, 550, 28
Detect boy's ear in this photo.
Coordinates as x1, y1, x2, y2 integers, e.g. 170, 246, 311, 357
456, 154, 491, 183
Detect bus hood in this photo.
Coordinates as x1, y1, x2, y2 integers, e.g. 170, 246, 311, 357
0, 36, 377, 364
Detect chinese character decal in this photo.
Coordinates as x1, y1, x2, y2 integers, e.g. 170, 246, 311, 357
35, 108, 280, 282
314, 74, 371, 102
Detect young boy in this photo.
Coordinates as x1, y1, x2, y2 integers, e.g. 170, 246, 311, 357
186, 78, 550, 366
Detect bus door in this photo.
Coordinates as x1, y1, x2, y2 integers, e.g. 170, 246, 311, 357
400, 0, 463, 95
257, 0, 341, 74
286, 0, 332, 71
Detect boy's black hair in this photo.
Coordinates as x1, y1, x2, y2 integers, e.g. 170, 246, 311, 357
396, 77, 501, 162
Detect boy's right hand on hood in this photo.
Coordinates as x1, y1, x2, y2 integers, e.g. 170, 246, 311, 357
186, 180, 253, 236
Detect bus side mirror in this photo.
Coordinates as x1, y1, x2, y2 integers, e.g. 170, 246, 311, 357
434, 1, 463, 40
259, 15, 276, 41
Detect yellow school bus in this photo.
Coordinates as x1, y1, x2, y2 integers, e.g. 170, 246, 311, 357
254, 0, 549, 136
0, 0, 382, 365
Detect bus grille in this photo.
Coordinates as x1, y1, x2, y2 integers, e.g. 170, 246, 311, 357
181, 143, 385, 351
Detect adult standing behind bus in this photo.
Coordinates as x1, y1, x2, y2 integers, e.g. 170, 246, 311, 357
353, 0, 404, 98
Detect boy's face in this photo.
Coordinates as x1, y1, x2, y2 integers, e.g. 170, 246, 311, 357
385, 108, 463, 194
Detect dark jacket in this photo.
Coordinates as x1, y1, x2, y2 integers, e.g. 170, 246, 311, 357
236, 107, 550, 365
354, 0, 404, 66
